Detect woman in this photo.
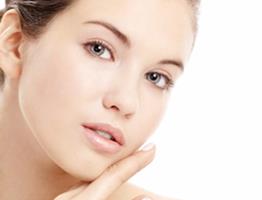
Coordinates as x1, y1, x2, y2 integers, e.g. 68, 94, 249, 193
0, 0, 200, 199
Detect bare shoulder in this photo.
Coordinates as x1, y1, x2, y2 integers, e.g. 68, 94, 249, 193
108, 182, 178, 200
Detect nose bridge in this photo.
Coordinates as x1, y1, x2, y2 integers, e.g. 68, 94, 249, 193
102, 65, 140, 118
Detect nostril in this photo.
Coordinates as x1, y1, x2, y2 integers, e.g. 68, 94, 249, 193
111, 105, 119, 111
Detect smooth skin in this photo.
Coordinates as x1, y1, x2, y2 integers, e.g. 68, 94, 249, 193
56, 145, 175, 200
0, 0, 194, 199
54, 144, 157, 200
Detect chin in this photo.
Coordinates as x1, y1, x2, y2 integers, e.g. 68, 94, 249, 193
57, 158, 109, 182
75, 169, 106, 183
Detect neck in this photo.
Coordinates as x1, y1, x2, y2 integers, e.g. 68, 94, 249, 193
0, 91, 80, 200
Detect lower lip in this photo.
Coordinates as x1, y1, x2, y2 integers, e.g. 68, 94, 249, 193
81, 126, 122, 154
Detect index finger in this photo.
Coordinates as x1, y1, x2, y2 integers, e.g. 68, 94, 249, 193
75, 143, 156, 200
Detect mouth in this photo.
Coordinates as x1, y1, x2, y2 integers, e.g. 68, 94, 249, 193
81, 122, 125, 154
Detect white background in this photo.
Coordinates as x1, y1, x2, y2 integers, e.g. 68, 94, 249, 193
131, 1, 262, 200
1, 1, 262, 200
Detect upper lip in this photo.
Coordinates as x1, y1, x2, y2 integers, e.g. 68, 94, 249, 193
82, 122, 125, 146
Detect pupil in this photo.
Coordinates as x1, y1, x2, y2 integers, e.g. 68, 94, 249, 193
150, 73, 159, 82
93, 44, 103, 53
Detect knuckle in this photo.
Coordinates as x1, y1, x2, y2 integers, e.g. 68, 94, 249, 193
132, 158, 145, 172
105, 164, 129, 184
114, 171, 129, 185
106, 163, 119, 174
103, 154, 147, 185
125, 154, 146, 173
108, 164, 127, 184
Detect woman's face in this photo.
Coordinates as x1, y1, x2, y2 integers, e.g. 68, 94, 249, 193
18, 0, 194, 180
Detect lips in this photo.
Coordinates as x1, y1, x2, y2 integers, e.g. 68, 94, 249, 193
81, 122, 125, 146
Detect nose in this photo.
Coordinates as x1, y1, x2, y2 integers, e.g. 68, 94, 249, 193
102, 78, 139, 119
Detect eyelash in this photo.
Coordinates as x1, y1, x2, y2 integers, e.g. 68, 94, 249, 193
84, 39, 175, 90
145, 72, 175, 91
84, 39, 115, 61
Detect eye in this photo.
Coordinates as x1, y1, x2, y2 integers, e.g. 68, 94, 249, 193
146, 72, 174, 90
84, 40, 114, 61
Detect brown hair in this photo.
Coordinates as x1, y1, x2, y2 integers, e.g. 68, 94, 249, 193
0, 0, 200, 86
0, 0, 74, 86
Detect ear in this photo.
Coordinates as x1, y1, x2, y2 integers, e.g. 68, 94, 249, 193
0, 9, 24, 84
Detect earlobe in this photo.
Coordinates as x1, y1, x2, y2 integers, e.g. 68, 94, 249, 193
0, 9, 24, 81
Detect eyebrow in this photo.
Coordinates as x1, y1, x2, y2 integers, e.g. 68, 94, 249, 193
83, 20, 184, 71
159, 60, 184, 71
83, 20, 131, 48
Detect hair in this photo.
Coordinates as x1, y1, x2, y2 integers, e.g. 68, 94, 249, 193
0, 0, 200, 86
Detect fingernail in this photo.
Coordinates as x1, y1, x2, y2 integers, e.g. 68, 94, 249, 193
141, 143, 155, 151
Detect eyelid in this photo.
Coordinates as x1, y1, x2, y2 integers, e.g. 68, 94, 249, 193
84, 38, 116, 61
153, 69, 174, 81
146, 71, 175, 90
157, 72, 174, 89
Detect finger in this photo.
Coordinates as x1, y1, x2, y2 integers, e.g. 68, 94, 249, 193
132, 195, 153, 200
75, 143, 156, 200
54, 182, 88, 200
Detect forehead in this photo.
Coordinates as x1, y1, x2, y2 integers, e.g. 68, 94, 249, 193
49, 0, 194, 61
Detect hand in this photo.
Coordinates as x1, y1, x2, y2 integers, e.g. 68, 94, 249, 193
54, 143, 156, 200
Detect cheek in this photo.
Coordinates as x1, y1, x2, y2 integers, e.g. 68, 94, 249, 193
17, 46, 114, 181
17, 49, 81, 160
144, 99, 167, 134
18, 40, 104, 129
19, 49, 77, 129
128, 90, 168, 148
